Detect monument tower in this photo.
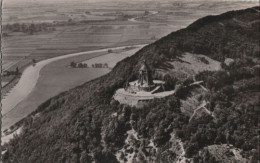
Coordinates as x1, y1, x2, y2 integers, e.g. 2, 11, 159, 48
137, 60, 155, 91
138, 60, 154, 85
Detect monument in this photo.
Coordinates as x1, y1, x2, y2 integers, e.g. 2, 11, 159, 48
114, 60, 176, 107
125, 60, 159, 93
137, 60, 156, 91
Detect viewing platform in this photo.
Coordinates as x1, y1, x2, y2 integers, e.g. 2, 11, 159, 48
113, 60, 176, 107
113, 88, 176, 107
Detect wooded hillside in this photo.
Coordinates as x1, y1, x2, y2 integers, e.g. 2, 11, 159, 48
3, 6, 259, 163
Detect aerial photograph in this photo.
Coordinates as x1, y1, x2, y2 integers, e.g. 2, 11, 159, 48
1, 0, 259, 162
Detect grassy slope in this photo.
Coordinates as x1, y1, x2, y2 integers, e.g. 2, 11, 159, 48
3, 7, 260, 163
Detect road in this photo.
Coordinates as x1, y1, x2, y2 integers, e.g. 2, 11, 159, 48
2, 44, 147, 131
2, 10, 158, 132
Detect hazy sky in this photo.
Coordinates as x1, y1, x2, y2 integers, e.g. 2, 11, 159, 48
2, 0, 259, 8
3, 0, 259, 3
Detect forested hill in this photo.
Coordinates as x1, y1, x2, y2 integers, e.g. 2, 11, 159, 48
3, 6, 260, 163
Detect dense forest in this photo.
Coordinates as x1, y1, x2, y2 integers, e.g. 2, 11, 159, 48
2, 6, 259, 163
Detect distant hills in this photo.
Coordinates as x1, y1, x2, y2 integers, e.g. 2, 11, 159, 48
2, 6, 259, 163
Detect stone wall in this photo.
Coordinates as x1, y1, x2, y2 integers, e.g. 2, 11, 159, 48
113, 89, 154, 107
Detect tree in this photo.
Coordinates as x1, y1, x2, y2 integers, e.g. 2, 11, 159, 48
32, 58, 37, 64
200, 57, 209, 64
13, 23, 21, 32
70, 61, 76, 68
185, 143, 199, 157
78, 63, 83, 68
2, 33, 9, 37
21, 23, 28, 32
164, 74, 177, 90
28, 23, 36, 35
15, 67, 19, 75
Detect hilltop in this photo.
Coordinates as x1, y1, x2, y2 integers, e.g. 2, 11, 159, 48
2, 6, 260, 163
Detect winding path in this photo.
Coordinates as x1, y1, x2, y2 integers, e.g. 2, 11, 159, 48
189, 100, 207, 122
2, 11, 159, 116
2, 44, 147, 130
2, 10, 160, 137
2, 11, 161, 117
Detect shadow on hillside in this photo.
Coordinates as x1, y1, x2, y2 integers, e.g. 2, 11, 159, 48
157, 55, 192, 71
174, 57, 191, 64
157, 61, 175, 70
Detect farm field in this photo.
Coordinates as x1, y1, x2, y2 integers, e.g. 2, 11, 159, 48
2, 0, 257, 75
2, 21, 168, 71
137, 1, 258, 26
